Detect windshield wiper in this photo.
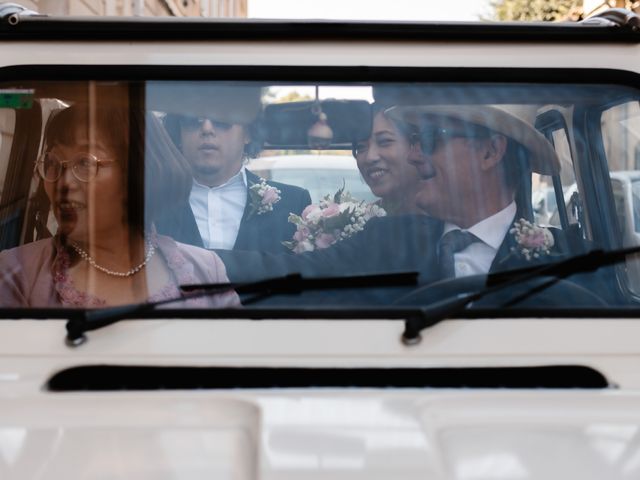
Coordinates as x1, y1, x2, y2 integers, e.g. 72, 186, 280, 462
64, 271, 418, 346
401, 245, 640, 344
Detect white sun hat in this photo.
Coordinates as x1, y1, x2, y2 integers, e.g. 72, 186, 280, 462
387, 103, 561, 176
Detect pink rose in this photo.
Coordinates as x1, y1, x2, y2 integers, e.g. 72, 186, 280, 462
314, 233, 336, 249
302, 204, 322, 223
321, 203, 340, 218
261, 187, 279, 205
301, 204, 315, 219
293, 226, 311, 242
520, 231, 546, 249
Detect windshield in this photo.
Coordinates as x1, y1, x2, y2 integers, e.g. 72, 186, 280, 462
0, 78, 639, 311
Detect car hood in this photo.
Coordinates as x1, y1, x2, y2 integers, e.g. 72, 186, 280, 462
2, 320, 640, 479
1, 391, 639, 480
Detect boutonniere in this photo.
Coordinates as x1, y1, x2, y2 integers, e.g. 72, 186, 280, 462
248, 178, 281, 216
509, 218, 555, 261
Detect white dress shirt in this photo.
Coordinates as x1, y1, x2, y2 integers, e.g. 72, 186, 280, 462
189, 168, 248, 250
442, 202, 517, 278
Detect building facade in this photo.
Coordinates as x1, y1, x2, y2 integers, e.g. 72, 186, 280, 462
16, 0, 247, 17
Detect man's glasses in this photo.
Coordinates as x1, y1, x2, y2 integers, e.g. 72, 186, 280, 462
178, 115, 234, 132
351, 123, 491, 158
36, 152, 114, 182
410, 124, 491, 155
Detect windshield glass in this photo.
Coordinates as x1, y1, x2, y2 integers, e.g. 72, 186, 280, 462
1, 79, 639, 310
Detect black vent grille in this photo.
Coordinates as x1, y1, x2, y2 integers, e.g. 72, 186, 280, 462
46, 365, 609, 391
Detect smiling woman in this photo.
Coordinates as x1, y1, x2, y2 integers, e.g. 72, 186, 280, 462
353, 105, 422, 214
0, 83, 240, 308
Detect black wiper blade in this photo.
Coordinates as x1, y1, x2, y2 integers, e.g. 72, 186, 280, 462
182, 271, 418, 305
65, 271, 418, 346
401, 244, 640, 343
486, 245, 640, 286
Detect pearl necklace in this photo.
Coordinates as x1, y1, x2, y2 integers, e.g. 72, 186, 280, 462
70, 240, 156, 277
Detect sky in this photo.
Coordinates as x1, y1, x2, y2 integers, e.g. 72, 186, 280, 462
248, 0, 494, 22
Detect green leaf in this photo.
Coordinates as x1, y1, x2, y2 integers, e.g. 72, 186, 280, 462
333, 179, 346, 203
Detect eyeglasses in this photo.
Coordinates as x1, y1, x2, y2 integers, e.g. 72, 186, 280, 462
410, 124, 491, 155
178, 115, 234, 132
35, 152, 114, 182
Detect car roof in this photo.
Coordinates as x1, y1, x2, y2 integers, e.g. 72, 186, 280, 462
1, 7, 639, 43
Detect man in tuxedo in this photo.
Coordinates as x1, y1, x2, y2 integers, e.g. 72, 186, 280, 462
386, 103, 580, 279
154, 84, 311, 253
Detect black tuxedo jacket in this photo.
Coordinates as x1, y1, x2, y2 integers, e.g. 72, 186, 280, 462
156, 170, 311, 254
488, 219, 591, 274
480, 219, 615, 306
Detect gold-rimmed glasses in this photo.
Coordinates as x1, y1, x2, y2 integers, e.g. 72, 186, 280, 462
35, 152, 115, 183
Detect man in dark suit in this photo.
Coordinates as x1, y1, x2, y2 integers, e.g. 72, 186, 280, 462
386, 103, 584, 279
154, 84, 311, 253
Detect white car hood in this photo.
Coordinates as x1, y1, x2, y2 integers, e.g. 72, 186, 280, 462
1, 391, 639, 480
2, 319, 640, 479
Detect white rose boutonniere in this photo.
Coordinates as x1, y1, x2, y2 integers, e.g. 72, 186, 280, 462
509, 218, 555, 261
248, 178, 281, 216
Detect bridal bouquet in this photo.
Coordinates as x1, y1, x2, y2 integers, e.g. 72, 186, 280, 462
284, 186, 386, 253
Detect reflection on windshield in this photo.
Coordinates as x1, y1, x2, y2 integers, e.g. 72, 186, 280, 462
0, 80, 639, 310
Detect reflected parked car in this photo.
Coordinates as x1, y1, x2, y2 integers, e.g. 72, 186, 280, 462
533, 186, 558, 225
247, 154, 376, 204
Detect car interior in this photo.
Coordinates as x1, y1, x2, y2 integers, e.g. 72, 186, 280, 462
0, 75, 639, 309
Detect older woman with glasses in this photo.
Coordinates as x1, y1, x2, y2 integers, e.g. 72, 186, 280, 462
0, 85, 240, 308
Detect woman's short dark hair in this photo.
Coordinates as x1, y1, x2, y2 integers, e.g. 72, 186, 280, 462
373, 102, 415, 139
162, 113, 263, 159
43, 87, 192, 234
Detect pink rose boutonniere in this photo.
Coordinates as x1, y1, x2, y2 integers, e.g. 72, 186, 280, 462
283, 185, 386, 253
248, 178, 281, 216
509, 218, 555, 261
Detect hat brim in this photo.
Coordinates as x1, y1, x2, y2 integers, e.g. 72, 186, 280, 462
388, 105, 560, 176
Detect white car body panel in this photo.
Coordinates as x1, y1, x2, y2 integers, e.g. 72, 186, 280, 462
0, 41, 637, 71
1, 10, 640, 480
2, 320, 640, 479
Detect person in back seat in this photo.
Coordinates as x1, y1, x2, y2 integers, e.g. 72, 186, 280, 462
352, 104, 423, 215
153, 84, 311, 254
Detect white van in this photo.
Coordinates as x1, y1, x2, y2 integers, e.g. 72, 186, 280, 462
1, 4, 640, 479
